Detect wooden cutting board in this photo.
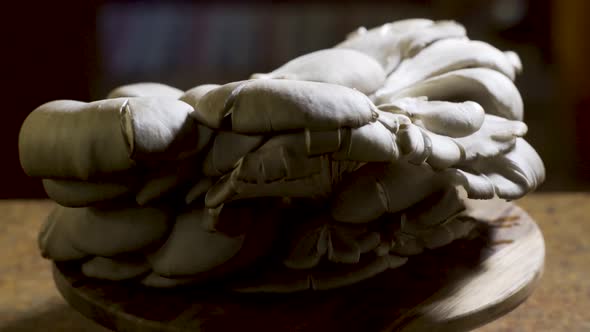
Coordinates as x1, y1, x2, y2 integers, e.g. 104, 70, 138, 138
53, 199, 544, 332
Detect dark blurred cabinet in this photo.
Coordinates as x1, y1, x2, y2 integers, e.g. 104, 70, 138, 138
2, 3, 99, 198
553, 0, 590, 182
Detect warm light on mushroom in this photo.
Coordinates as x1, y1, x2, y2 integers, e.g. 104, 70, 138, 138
19, 18, 545, 292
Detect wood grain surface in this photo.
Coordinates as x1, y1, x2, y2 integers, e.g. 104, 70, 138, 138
51, 199, 544, 332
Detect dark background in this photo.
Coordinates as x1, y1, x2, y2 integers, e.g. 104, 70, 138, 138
3, 0, 589, 198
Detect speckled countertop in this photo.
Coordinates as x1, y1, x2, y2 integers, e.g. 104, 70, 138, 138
0, 193, 588, 332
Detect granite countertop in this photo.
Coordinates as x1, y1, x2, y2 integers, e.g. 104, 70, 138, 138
0, 193, 588, 331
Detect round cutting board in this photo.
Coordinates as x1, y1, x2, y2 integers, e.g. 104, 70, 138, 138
53, 199, 544, 332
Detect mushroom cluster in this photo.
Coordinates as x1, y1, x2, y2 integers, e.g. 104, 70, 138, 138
19, 19, 544, 292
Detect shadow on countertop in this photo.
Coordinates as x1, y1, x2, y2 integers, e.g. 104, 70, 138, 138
0, 302, 109, 332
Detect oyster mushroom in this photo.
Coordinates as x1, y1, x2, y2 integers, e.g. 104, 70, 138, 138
38, 208, 87, 261
22, 18, 546, 293
251, 48, 386, 94
378, 68, 524, 120
331, 162, 444, 223
148, 207, 245, 277
81, 256, 151, 281
107, 82, 184, 99
378, 97, 486, 137
377, 39, 521, 96
447, 138, 545, 199
42, 179, 133, 207
202, 131, 265, 177
336, 19, 467, 73
42, 205, 171, 257
190, 79, 378, 132
19, 97, 199, 179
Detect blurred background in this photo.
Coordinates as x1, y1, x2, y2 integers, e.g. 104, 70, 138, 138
3, 0, 589, 198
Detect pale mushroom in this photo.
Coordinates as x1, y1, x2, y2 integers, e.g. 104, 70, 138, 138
251, 48, 386, 94
148, 207, 245, 277
19, 97, 199, 179
377, 39, 521, 96
378, 68, 524, 120
190, 79, 378, 132
447, 138, 545, 199
107, 82, 184, 99
81, 256, 151, 281
378, 97, 486, 138
38, 208, 87, 261
42, 179, 132, 207
336, 19, 467, 73
23, 18, 546, 293
45, 205, 171, 257
331, 162, 445, 223
202, 132, 265, 176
